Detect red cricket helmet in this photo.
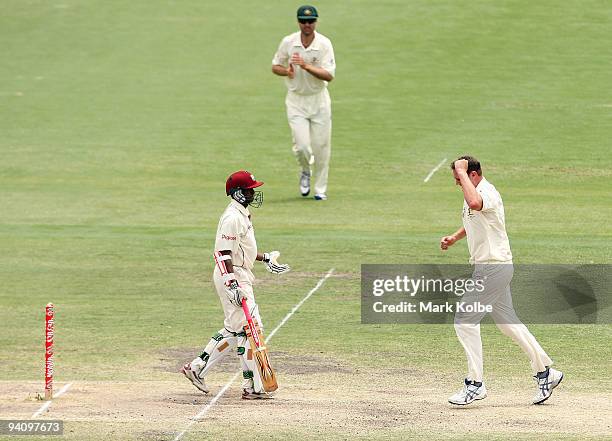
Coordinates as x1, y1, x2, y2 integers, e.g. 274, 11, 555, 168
226, 170, 264, 196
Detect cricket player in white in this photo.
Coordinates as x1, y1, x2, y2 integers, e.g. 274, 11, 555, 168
440, 156, 563, 405
181, 170, 290, 400
272, 5, 335, 201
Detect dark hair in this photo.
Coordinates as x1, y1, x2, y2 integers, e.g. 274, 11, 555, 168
451, 155, 482, 175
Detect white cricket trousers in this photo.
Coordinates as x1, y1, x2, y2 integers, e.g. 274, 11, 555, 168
286, 89, 332, 195
454, 264, 553, 382
189, 267, 265, 393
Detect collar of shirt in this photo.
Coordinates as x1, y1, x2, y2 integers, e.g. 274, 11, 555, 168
476, 177, 488, 188
291, 31, 321, 51
229, 199, 251, 218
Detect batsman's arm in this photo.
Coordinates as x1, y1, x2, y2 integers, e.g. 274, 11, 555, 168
257, 251, 291, 274
440, 227, 466, 250
254, 252, 281, 262
213, 250, 248, 306
218, 250, 235, 274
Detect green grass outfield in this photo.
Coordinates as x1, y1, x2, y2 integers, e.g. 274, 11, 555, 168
1, 1, 611, 440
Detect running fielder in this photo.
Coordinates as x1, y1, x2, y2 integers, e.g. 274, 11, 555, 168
181, 170, 290, 400
441, 156, 563, 405
272, 5, 335, 201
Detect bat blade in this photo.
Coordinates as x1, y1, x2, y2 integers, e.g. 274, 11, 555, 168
242, 299, 278, 392
245, 323, 278, 392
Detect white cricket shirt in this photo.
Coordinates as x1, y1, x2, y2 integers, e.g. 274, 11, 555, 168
215, 200, 258, 274
462, 178, 513, 264
272, 31, 336, 96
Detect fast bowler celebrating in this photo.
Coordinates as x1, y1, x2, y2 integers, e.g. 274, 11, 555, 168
441, 156, 563, 405
272, 5, 335, 201
181, 170, 290, 400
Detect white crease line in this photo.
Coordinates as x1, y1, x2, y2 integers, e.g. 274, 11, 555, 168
31, 382, 73, 418
31, 401, 51, 418
265, 268, 335, 342
173, 268, 335, 441
178, 371, 241, 433
424, 157, 447, 183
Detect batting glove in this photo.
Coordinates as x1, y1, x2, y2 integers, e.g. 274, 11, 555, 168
262, 251, 291, 274
227, 280, 247, 307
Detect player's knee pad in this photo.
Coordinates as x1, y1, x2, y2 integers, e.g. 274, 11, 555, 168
194, 328, 240, 376
202, 329, 234, 353
237, 338, 264, 393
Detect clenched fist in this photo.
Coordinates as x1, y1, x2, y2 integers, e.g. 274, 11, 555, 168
440, 235, 457, 250
453, 159, 468, 174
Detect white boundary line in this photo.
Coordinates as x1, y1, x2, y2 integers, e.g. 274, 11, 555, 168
423, 157, 447, 183
173, 268, 335, 441
31, 382, 72, 418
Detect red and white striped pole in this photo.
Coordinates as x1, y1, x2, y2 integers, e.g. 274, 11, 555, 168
45, 303, 54, 401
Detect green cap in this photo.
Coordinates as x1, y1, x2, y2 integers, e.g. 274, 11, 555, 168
297, 5, 318, 19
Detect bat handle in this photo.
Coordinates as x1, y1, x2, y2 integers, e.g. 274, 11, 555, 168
242, 298, 263, 349
241, 298, 252, 321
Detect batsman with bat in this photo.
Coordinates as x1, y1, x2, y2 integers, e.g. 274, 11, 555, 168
182, 170, 289, 400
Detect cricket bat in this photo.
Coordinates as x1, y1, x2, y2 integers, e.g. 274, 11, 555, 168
242, 299, 278, 392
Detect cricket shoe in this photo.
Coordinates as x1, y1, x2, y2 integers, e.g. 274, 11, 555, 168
181, 362, 209, 394
314, 193, 327, 201
532, 367, 563, 404
448, 379, 487, 405
299, 170, 311, 197
242, 389, 272, 400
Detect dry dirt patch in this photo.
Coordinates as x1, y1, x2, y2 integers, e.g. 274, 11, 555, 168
156, 347, 354, 375
1, 367, 610, 440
